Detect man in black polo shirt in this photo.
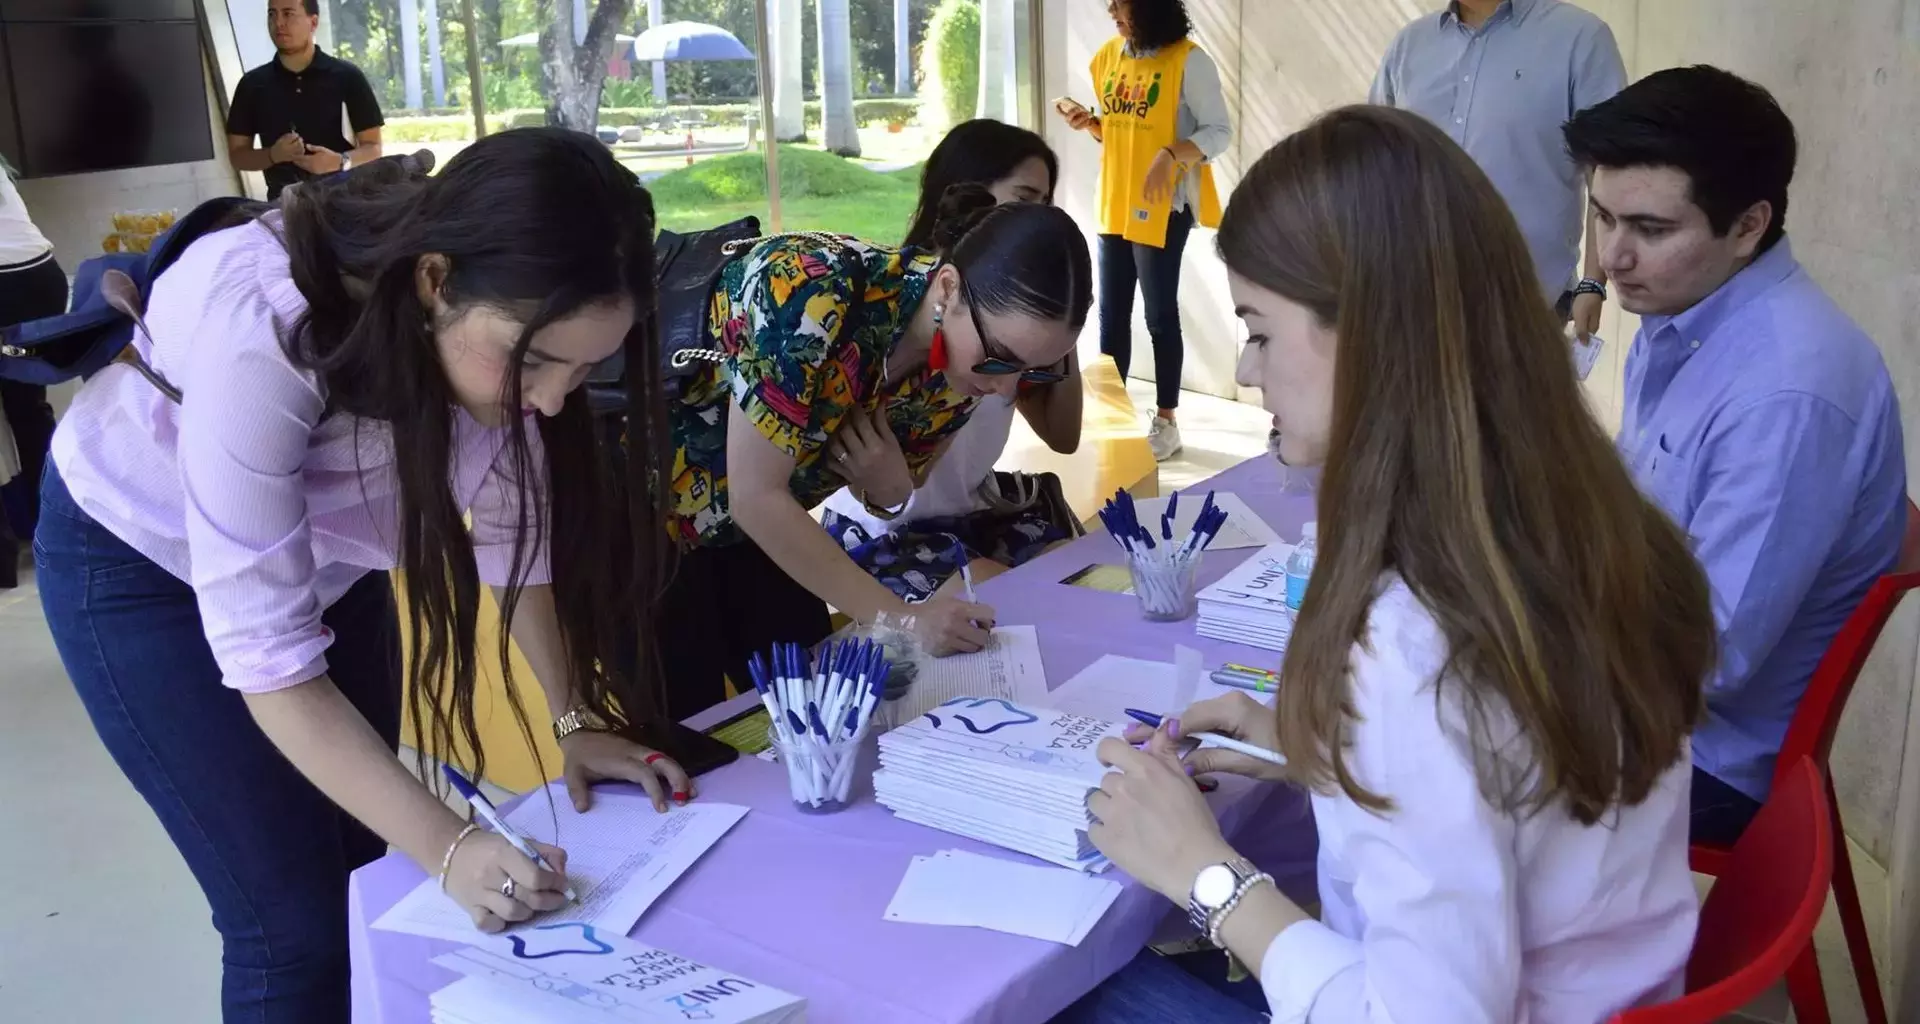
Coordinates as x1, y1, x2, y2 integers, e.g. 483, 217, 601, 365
226, 0, 384, 200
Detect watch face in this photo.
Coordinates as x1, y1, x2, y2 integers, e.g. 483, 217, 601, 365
1192, 864, 1238, 908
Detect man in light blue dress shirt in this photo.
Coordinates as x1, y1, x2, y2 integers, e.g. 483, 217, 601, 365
1566, 67, 1907, 843
1371, 0, 1626, 340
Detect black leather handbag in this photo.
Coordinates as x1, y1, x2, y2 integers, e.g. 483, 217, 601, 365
586, 221, 872, 414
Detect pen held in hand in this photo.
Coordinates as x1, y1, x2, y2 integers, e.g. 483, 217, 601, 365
440, 764, 578, 902
1122, 708, 1289, 768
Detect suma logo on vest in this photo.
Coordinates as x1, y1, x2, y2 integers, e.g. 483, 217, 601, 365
1100, 69, 1168, 120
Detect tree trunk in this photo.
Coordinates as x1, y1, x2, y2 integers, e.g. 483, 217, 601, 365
538, 0, 634, 132
893, 0, 911, 95
771, 0, 805, 141
646, 0, 666, 106
479, 0, 504, 66
976, 0, 1010, 122
425, 0, 446, 108
399, 0, 424, 111
817, 0, 859, 156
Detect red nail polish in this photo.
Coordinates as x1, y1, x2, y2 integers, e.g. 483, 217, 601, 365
673, 792, 689, 802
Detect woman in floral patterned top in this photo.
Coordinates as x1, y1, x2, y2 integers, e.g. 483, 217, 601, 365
656, 188, 1093, 717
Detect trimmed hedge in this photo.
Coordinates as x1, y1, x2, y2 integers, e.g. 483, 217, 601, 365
495, 98, 921, 132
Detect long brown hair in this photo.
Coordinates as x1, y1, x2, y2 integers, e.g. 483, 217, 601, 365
278, 130, 672, 786
1217, 106, 1713, 824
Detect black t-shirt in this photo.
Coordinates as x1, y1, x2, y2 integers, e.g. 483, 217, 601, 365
227, 48, 384, 199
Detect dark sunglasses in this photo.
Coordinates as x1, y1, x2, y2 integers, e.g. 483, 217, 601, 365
961, 281, 1069, 385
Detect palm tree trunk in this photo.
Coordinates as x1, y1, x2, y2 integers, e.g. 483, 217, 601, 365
771, 0, 805, 141
425, 0, 446, 108
399, 0, 423, 110
817, 0, 860, 155
893, 0, 911, 95
538, 0, 633, 131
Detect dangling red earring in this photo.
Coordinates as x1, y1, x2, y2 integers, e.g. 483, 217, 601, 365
929, 306, 950, 371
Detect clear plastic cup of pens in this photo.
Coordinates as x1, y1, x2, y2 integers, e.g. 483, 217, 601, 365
768, 723, 872, 814
749, 638, 891, 815
1127, 552, 1200, 621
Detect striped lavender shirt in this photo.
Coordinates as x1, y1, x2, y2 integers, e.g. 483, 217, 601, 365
50, 216, 550, 694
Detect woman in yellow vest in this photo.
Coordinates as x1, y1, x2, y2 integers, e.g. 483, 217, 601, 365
1058, 0, 1228, 462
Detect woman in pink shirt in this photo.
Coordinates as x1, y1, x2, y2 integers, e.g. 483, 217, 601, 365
34, 130, 689, 1020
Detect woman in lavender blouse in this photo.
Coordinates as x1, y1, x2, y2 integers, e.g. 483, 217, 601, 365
33, 130, 689, 1020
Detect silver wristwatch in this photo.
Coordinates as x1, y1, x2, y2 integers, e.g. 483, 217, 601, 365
1187, 857, 1266, 938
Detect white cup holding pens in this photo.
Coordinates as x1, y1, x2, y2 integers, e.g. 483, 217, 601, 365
1098, 489, 1227, 622
749, 639, 889, 813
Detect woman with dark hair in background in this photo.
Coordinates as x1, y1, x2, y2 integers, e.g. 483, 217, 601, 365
657, 185, 1093, 719
1056, 107, 1713, 1022
35, 129, 689, 1021
820, 120, 1084, 602
1058, 0, 1230, 462
0, 158, 67, 589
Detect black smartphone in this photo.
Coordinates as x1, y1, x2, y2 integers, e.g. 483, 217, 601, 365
633, 718, 740, 777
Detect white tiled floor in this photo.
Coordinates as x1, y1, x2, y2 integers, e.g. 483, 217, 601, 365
0, 384, 1889, 1021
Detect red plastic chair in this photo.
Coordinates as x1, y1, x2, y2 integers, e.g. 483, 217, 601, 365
1685, 498, 1920, 1024
1614, 758, 1833, 1024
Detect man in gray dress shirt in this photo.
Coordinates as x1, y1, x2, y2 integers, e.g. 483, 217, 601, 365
1371, 0, 1627, 340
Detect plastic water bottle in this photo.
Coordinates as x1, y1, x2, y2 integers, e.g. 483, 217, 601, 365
1284, 522, 1318, 614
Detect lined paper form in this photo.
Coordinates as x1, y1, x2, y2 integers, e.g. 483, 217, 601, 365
374, 790, 746, 943
882, 624, 1049, 727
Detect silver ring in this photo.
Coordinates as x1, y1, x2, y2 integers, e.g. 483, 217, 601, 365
500, 877, 517, 899
835, 451, 849, 463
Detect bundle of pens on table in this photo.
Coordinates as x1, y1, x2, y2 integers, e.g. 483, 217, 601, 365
747, 640, 893, 813
1096, 489, 1228, 621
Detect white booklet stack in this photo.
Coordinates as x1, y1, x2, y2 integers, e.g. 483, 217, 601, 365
874, 698, 1121, 872
1195, 543, 1295, 653
429, 924, 805, 1023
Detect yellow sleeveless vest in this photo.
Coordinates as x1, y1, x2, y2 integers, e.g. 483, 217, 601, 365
1091, 37, 1223, 248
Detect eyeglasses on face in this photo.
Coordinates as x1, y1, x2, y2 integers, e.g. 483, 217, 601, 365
960, 280, 1068, 385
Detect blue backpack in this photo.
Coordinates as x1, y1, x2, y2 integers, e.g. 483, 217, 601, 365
0, 196, 253, 394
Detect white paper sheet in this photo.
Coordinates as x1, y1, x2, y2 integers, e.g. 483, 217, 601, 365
1128, 491, 1281, 551
882, 624, 1050, 727
374, 791, 748, 943
884, 849, 1123, 945
1039, 654, 1276, 726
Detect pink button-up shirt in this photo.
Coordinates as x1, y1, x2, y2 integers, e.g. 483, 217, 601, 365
51, 216, 550, 694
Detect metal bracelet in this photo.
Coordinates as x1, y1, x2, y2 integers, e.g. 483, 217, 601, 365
1206, 870, 1275, 948
438, 822, 482, 893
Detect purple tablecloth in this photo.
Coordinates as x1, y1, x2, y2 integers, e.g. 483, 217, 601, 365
349, 455, 1318, 1024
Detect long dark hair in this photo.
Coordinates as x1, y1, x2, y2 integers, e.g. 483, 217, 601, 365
1217, 106, 1713, 825
1120, 0, 1192, 51
275, 128, 671, 783
903, 120, 1058, 249
927, 183, 1092, 330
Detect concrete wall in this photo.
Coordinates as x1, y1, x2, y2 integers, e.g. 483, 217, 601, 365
1040, 0, 1920, 1006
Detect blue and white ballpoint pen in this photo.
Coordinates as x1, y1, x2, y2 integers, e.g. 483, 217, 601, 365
440, 764, 577, 900
1122, 709, 1289, 769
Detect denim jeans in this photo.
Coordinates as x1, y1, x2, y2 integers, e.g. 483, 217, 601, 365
1098, 206, 1196, 412
1052, 950, 1269, 1024
1691, 765, 1764, 846
34, 462, 402, 1023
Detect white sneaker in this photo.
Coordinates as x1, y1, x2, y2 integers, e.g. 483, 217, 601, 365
1148, 415, 1183, 462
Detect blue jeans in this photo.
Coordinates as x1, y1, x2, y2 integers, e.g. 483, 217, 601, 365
1053, 950, 1269, 1024
34, 462, 402, 1023
1098, 206, 1195, 412
1691, 765, 1764, 846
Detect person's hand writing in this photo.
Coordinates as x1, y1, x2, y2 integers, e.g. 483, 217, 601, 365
1142, 148, 1179, 205
293, 145, 344, 175
268, 132, 305, 164
1087, 738, 1237, 902
1123, 691, 1288, 783
827, 407, 913, 509
444, 831, 571, 933
559, 730, 694, 813
1569, 290, 1604, 342
909, 594, 995, 655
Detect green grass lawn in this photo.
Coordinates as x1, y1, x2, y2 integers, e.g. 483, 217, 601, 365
642, 146, 926, 241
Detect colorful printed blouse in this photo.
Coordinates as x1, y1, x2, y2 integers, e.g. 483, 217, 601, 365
667, 235, 980, 546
